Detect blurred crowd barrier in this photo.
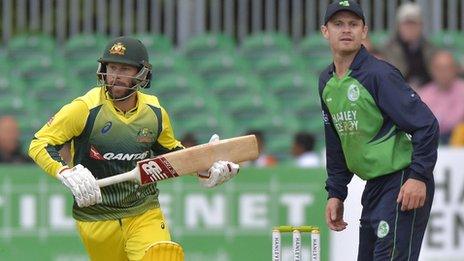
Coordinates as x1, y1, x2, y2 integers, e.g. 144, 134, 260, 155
1, 147, 463, 260
0, 166, 328, 261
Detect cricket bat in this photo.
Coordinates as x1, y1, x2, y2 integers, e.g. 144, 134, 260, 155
96, 135, 258, 187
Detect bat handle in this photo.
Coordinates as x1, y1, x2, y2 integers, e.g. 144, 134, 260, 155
96, 169, 137, 187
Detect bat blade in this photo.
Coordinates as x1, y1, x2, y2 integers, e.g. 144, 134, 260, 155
97, 135, 259, 187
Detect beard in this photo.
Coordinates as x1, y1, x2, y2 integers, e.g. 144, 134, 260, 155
106, 80, 135, 100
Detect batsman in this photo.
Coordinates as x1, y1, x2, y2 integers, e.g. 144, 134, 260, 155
319, 1, 439, 260
29, 36, 239, 260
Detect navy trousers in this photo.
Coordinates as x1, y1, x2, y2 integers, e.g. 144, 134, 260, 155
357, 170, 435, 261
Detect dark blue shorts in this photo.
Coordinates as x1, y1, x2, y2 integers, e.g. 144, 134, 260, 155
357, 170, 435, 261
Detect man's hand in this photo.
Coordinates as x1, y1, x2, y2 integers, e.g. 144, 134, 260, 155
396, 178, 426, 211
198, 160, 240, 188
325, 198, 347, 231
197, 134, 240, 188
57, 164, 102, 208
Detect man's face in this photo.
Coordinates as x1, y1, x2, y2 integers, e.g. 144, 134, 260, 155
398, 20, 422, 44
105, 62, 139, 100
321, 11, 368, 55
0, 117, 20, 154
430, 52, 457, 90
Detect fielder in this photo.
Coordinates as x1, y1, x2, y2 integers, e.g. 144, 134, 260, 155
319, 1, 439, 260
29, 36, 239, 261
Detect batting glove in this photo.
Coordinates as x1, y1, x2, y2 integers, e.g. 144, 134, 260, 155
57, 164, 102, 207
197, 134, 240, 188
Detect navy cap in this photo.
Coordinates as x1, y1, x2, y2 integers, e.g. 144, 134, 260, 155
324, 1, 365, 25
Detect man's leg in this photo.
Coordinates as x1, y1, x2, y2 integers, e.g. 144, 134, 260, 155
358, 217, 377, 261
357, 182, 377, 261
371, 171, 434, 260
123, 208, 172, 261
76, 219, 127, 261
142, 241, 184, 261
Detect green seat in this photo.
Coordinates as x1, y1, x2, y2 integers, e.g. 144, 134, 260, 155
430, 31, 464, 51
268, 72, 319, 110
369, 31, 390, 48
264, 115, 298, 158
7, 34, 56, 60
254, 54, 306, 83
0, 56, 10, 75
12, 56, 66, 85
308, 56, 332, 75
195, 53, 250, 84
175, 119, 228, 145
151, 53, 189, 80
183, 34, 235, 62
0, 94, 32, 118
452, 50, 464, 68
225, 94, 278, 128
30, 75, 79, 117
64, 34, 107, 65
134, 34, 173, 56
299, 34, 331, 59
295, 106, 324, 134
147, 74, 204, 108
207, 74, 263, 107
0, 74, 25, 98
70, 59, 99, 88
243, 114, 299, 159
30, 75, 79, 98
241, 33, 293, 64
167, 97, 232, 142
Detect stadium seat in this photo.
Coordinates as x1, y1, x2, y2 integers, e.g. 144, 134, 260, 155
182, 34, 236, 63
175, 118, 231, 145
254, 54, 307, 83
240, 113, 299, 159
12, 56, 66, 85
0, 74, 26, 98
71, 58, 99, 88
147, 74, 204, 108
308, 56, 332, 75
64, 34, 107, 66
225, 94, 277, 128
151, 53, 190, 80
134, 34, 173, 56
299, 34, 331, 59
369, 31, 390, 48
7, 34, 56, 60
430, 31, 464, 52
240, 33, 293, 64
167, 96, 232, 142
207, 74, 263, 107
30, 75, 79, 117
195, 53, 250, 84
0, 56, 10, 75
0, 93, 31, 118
268, 72, 319, 110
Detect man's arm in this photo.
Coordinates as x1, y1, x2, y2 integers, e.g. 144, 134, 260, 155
375, 67, 439, 211
321, 101, 353, 231
375, 67, 439, 182
321, 102, 354, 201
150, 107, 184, 154
28, 101, 88, 177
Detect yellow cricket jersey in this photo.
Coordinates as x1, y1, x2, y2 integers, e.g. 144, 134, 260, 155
29, 87, 183, 221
